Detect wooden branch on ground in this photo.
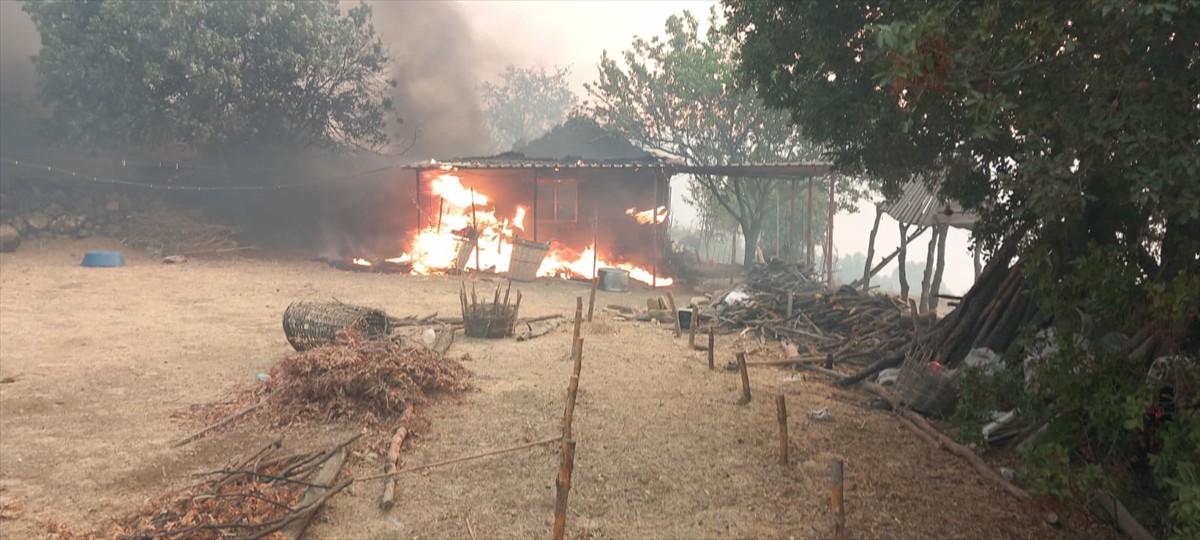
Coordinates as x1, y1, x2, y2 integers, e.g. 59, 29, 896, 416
280, 446, 352, 539
359, 437, 563, 481
515, 317, 566, 341
862, 383, 1030, 501
834, 352, 905, 388
174, 398, 267, 448
380, 411, 414, 511
796, 363, 846, 380
745, 356, 825, 367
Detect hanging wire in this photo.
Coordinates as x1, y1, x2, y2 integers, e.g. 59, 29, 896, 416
0, 156, 400, 192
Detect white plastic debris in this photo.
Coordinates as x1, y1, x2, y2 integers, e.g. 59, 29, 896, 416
876, 367, 901, 386
255, 372, 271, 382
421, 327, 437, 347
963, 347, 1003, 377
723, 290, 750, 306
982, 409, 1019, 441
807, 408, 833, 422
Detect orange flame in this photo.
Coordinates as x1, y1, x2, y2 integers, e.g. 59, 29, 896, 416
625, 206, 669, 225
374, 173, 671, 287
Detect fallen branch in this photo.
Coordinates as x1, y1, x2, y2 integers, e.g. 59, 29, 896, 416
745, 356, 825, 367
279, 446, 351, 540
380, 411, 414, 511
834, 352, 905, 388
796, 363, 846, 380
516, 317, 566, 341
360, 437, 562, 482
174, 399, 267, 448
863, 383, 1030, 501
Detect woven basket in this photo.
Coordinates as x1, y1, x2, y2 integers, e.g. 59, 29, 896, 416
282, 301, 391, 351
894, 345, 960, 417
463, 304, 518, 339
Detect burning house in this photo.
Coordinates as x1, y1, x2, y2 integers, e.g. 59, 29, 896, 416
349, 118, 675, 286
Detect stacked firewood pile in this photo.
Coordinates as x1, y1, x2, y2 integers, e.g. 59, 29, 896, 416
711, 260, 912, 363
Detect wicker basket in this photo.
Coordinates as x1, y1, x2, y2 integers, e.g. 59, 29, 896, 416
463, 304, 518, 339
508, 239, 549, 282
282, 301, 391, 351
893, 345, 960, 417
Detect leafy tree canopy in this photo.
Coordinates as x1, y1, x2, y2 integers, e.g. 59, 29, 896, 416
586, 8, 862, 265
480, 65, 577, 153
727, 1, 1199, 534
22, 0, 398, 159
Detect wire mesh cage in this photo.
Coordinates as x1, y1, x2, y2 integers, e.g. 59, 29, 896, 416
894, 343, 960, 417
282, 301, 391, 351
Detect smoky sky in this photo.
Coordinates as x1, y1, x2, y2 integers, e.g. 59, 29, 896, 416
0, 1, 510, 159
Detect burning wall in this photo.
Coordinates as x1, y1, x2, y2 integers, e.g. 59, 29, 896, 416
347, 165, 673, 286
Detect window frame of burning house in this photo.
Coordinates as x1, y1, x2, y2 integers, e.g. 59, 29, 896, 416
536, 177, 578, 223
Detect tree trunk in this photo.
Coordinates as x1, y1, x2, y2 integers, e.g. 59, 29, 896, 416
862, 205, 883, 291
927, 224, 949, 313
742, 221, 762, 267
919, 226, 939, 314
898, 223, 910, 300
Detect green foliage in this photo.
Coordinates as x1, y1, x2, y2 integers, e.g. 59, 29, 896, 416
586, 8, 860, 265
22, 0, 397, 159
480, 65, 577, 153
727, 0, 1200, 532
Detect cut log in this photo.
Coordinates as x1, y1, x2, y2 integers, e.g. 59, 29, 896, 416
515, 317, 566, 341
380, 411, 413, 511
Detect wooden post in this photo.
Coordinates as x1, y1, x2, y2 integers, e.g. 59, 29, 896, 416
666, 292, 681, 338
587, 277, 598, 323
862, 205, 883, 291
831, 459, 845, 540
551, 438, 577, 540
826, 174, 836, 286
850, 225, 929, 289
928, 223, 949, 313
898, 223, 911, 300
652, 180, 660, 288
707, 326, 715, 370
688, 304, 699, 348
736, 352, 751, 404
920, 226, 938, 314
562, 338, 583, 440
470, 188, 481, 273
788, 179, 797, 262
571, 296, 583, 353
787, 291, 794, 319
532, 169, 540, 242
414, 169, 422, 232
775, 194, 781, 258
776, 395, 789, 465
591, 203, 599, 279
806, 178, 814, 267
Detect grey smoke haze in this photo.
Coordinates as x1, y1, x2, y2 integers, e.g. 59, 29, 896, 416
0, 2, 37, 97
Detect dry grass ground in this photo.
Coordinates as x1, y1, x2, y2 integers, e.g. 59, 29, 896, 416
0, 238, 1119, 539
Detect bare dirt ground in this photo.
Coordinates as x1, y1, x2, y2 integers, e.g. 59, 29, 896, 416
0, 238, 1120, 539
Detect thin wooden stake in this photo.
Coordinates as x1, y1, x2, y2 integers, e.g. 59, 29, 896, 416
562, 338, 584, 441
831, 459, 845, 540
571, 296, 583, 354
688, 305, 699, 348
551, 439, 577, 540
736, 352, 751, 404
776, 395, 789, 465
787, 291, 794, 319
666, 292, 681, 338
587, 276, 599, 322
707, 326, 715, 370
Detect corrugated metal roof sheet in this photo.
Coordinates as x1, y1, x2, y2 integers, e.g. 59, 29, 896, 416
401, 159, 834, 179
879, 178, 978, 229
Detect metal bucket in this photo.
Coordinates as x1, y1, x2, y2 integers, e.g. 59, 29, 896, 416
597, 267, 629, 292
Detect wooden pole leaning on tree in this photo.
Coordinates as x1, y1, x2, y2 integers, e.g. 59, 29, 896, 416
776, 395, 789, 465
551, 438, 577, 540
831, 458, 846, 540
736, 352, 751, 404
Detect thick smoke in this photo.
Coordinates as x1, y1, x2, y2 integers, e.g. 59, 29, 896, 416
0, 1, 37, 97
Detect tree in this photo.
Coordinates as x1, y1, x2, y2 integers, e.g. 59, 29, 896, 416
727, 1, 1199, 534
587, 9, 858, 265
480, 65, 577, 152
22, 0, 398, 165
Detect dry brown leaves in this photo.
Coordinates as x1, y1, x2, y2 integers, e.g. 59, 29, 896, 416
0, 497, 24, 520
257, 331, 474, 431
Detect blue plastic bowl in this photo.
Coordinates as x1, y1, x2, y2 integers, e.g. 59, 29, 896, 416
81, 251, 125, 267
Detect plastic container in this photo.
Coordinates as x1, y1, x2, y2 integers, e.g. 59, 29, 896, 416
81, 251, 125, 267
597, 268, 629, 292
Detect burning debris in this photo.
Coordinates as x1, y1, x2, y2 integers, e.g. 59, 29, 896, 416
625, 205, 668, 225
